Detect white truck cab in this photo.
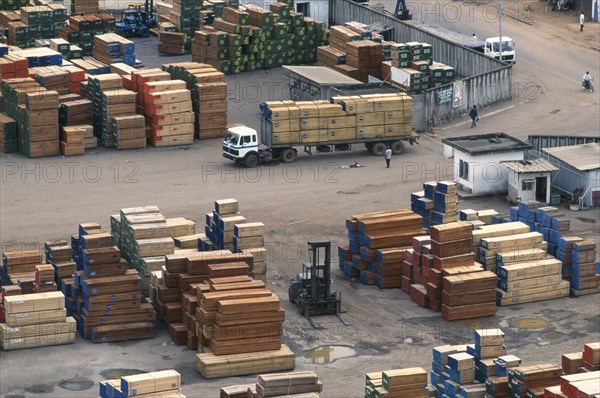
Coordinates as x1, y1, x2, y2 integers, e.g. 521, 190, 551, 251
222, 125, 262, 167
484, 37, 516, 64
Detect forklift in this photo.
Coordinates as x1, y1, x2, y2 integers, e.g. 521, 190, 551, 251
393, 0, 412, 21
115, 1, 157, 38
288, 241, 346, 328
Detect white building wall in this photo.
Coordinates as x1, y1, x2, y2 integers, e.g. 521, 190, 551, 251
453, 150, 526, 194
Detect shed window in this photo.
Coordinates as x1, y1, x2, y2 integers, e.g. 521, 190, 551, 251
522, 180, 534, 191
459, 160, 469, 181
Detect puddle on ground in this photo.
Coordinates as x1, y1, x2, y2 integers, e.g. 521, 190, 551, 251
100, 369, 146, 379
512, 318, 549, 330
544, 331, 563, 340
304, 345, 356, 364
58, 378, 94, 391
24, 383, 54, 394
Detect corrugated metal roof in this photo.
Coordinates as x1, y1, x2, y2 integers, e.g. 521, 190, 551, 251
283, 66, 363, 85
502, 159, 559, 173
543, 143, 600, 171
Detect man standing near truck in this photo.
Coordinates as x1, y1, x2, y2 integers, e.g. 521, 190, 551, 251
385, 147, 392, 168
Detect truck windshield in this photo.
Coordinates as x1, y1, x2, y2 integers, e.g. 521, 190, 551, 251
224, 132, 240, 145
493, 41, 514, 52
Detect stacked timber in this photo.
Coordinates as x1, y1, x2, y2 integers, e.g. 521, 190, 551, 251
1, 291, 75, 350
430, 344, 469, 396
251, 372, 322, 397
364, 367, 428, 397
58, 95, 96, 151
205, 198, 245, 251
69, 228, 156, 342
33, 264, 56, 292
99, 370, 185, 398
143, 81, 195, 147
44, 239, 76, 287
0, 54, 29, 80
404, 235, 430, 303
112, 114, 146, 149
507, 363, 562, 397
20, 88, 60, 157
469, 329, 506, 381
410, 181, 458, 229
560, 341, 599, 376
84, 73, 123, 147
445, 352, 476, 392
556, 236, 583, 283
93, 33, 136, 66
234, 223, 266, 281
0, 286, 22, 323
159, 31, 187, 55
342, 209, 423, 286
192, 5, 327, 75
130, 67, 172, 114
442, 268, 497, 320
495, 257, 568, 306
569, 240, 599, 296
476, 225, 542, 272
162, 62, 228, 140
0, 114, 18, 153
557, 371, 600, 398
70, 0, 99, 16
2, 249, 43, 292
59, 124, 86, 156
195, 277, 295, 378
261, 94, 413, 149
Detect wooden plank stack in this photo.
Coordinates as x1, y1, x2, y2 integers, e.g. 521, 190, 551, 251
84, 73, 125, 147
159, 31, 187, 55
507, 363, 562, 397
342, 209, 423, 287
205, 198, 245, 251
99, 370, 185, 398
93, 33, 136, 66
562, 342, 600, 375
0, 286, 22, 323
66, 222, 156, 342
162, 62, 228, 140
495, 257, 568, 306
143, 81, 195, 147
262, 94, 413, 147
2, 249, 43, 292
59, 15, 116, 57
364, 367, 428, 398
1, 291, 76, 350
70, 0, 99, 16
192, 5, 328, 75
44, 239, 76, 288
20, 88, 60, 157
195, 277, 295, 378
0, 113, 18, 153
247, 372, 323, 397
0, 54, 29, 80
557, 370, 600, 398
568, 240, 599, 296
410, 181, 458, 229
472, 222, 532, 271
112, 114, 146, 149
4, 5, 68, 48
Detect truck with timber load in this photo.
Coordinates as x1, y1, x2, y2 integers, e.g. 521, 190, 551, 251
222, 93, 419, 167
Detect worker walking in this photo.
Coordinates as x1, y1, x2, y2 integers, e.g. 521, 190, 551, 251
384, 146, 392, 168
469, 105, 479, 128
580, 12, 585, 31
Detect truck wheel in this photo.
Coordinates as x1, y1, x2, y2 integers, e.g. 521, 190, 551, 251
281, 148, 297, 163
370, 142, 386, 156
390, 141, 406, 155
245, 153, 259, 168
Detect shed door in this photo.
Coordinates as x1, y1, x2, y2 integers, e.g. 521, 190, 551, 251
592, 190, 600, 207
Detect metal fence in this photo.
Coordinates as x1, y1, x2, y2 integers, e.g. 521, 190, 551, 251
329, 0, 513, 131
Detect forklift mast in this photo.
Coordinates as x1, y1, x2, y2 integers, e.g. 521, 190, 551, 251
302, 241, 331, 302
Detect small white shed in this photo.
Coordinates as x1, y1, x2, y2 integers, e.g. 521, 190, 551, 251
503, 159, 558, 204
442, 133, 532, 195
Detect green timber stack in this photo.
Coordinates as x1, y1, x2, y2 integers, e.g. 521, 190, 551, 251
192, 2, 329, 74
6, 5, 67, 48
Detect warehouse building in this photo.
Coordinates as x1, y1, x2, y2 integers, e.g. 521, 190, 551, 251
541, 143, 600, 207
442, 133, 532, 196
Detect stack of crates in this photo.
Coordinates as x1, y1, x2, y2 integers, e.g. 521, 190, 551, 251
60, 15, 116, 56
8, 5, 68, 48
170, 0, 202, 36
0, 0, 29, 11
192, 3, 328, 75
429, 62, 456, 88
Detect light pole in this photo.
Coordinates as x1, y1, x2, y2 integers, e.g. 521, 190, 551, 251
499, 0, 503, 61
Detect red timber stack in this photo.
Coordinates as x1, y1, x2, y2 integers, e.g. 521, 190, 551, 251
195, 275, 295, 379
340, 209, 423, 288
427, 221, 497, 320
